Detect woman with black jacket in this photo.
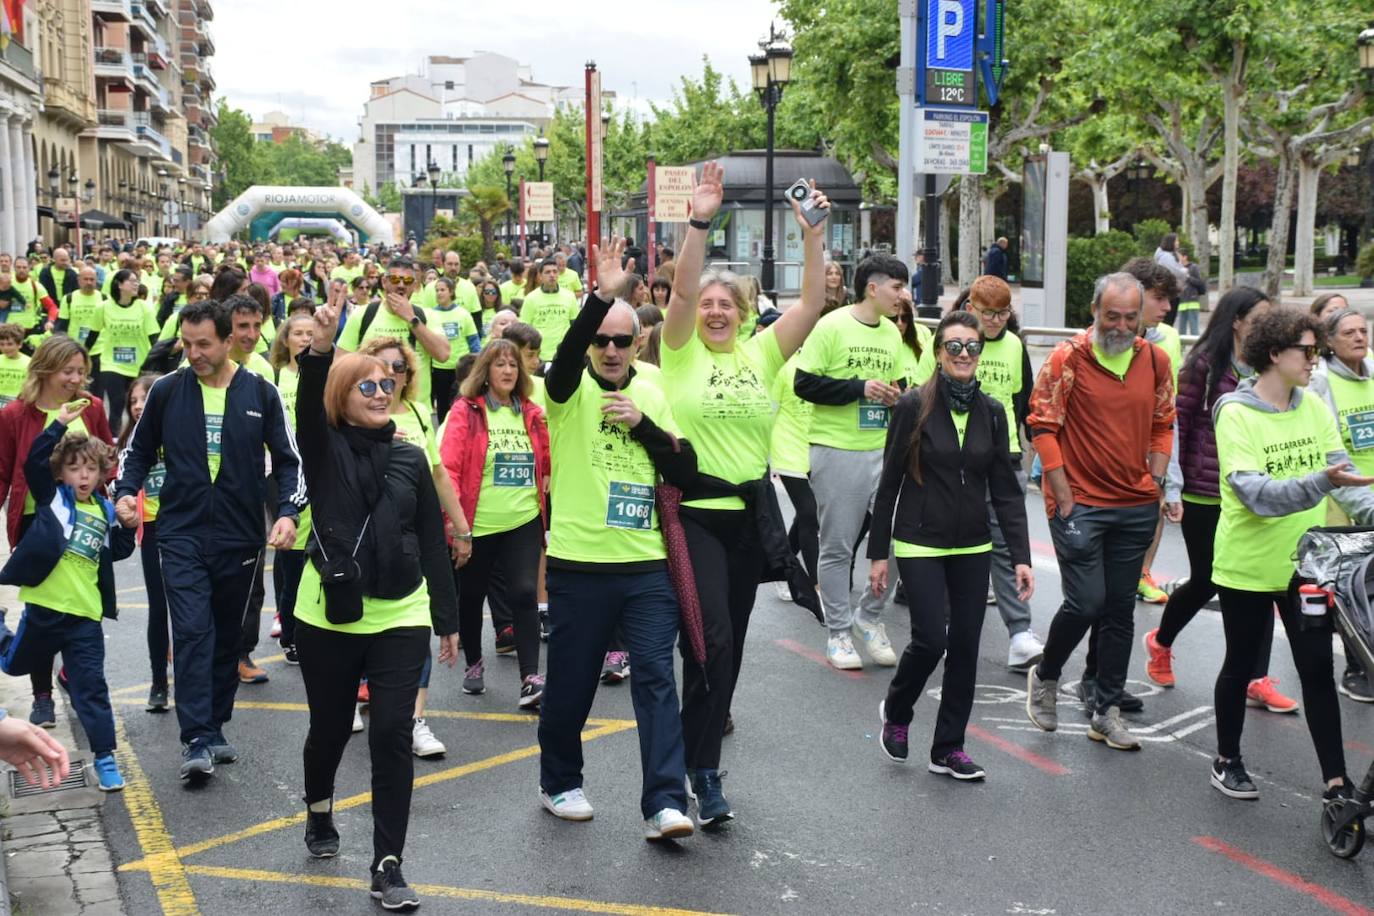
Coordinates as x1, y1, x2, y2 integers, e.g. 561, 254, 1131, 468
868, 311, 1034, 781
290, 300, 459, 912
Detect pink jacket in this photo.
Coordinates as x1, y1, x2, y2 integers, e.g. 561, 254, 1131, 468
249, 265, 281, 298
439, 394, 550, 530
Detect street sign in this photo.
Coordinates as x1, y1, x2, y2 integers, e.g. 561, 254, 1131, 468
55, 197, 77, 223
523, 182, 554, 222
920, 0, 977, 107
652, 167, 694, 222
977, 0, 1008, 107
914, 108, 989, 175
588, 68, 603, 214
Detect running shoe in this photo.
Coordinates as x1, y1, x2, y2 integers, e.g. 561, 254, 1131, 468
146, 685, 169, 713
600, 651, 629, 683
929, 749, 986, 781
283, 643, 299, 666
1025, 666, 1058, 732
462, 659, 486, 695
352, 704, 364, 733
852, 619, 897, 666
1088, 706, 1141, 750
1143, 628, 1176, 687
826, 634, 863, 671
92, 753, 125, 792
986, 589, 998, 606
179, 741, 214, 781
519, 674, 545, 709
1210, 757, 1258, 800
208, 732, 239, 764
1137, 571, 1168, 604
29, 692, 55, 729
357, 681, 370, 704
1339, 668, 1374, 703
1006, 631, 1044, 672
540, 786, 593, 820
1246, 676, 1299, 714
689, 768, 733, 826
893, 580, 908, 606
270, 613, 282, 639
773, 581, 793, 602
644, 808, 694, 841
495, 625, 516, 655
1076, 677, 1144, 716
304, 807, 339, 858
1161, 576, 1188, 597
878, 700, 908, 763
411, 718, 445, 758
722, 712, 735, 736
238, 657, 269, 684
370, 856, 420, 911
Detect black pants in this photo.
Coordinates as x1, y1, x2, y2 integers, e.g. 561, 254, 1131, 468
142, 521, 171, 690
273, 549, 308, 648
782, 475, 819, 585
239, 548, 267, 658
1215, 584, 1346, 782
679, 507, 764, 770
457, 517, 543, 678
431, 367, 456, 421
297, 621, 428, 871
15, 514, 53, 698
100, 372, 132, 437
885, 553, 991, 759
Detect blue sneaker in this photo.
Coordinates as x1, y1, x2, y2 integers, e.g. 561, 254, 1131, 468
689, 768, 733, 827
29, 693, 55, 729
179, 741, 215, 781
208, 732, 239, 764
93, 753, 125, 792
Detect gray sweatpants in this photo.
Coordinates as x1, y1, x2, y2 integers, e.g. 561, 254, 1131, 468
987, 465, 1033, 636
809, 445, 895, 635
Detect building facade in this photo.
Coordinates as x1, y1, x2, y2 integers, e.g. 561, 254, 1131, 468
0, 0, 43, 254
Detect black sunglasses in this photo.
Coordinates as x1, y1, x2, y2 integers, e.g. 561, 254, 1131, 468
357, 377, 397, 397
386, 359, 408, 374
591, 334, 635, 349
941, 339, 984, 357
1284, 344, 1319, 361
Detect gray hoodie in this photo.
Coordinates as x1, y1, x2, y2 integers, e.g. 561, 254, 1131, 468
1306, 354, 1374, 418
1213, 379, 1374, 521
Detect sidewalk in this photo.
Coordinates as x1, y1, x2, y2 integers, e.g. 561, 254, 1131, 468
0, 545, 126, 915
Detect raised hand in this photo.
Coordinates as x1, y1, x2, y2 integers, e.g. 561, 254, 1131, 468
691, 161, 725, 222
312, 301, 339, 352
790, 180, 831, 237
592, 238, 631, 301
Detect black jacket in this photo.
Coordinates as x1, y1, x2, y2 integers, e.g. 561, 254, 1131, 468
37, 265, 79, 303
868, 379, 1031, 564
295, 348, 458, 635
984, 244, 1009, 280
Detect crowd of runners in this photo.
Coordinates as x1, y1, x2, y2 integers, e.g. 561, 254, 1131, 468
0, 163, 1368, 910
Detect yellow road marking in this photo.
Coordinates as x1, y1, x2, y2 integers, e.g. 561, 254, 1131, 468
182, 865, 735, 915
120, 721, 636, 871
112, 713, 200, 915
109, 652, 288, 699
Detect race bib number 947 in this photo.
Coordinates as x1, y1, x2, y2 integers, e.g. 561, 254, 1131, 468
605, 481, 654, 530
859, 397, 890, 430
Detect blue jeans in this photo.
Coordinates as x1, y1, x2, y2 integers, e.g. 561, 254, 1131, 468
1175, 307, 1200, 336
1, 605, 115, 754
538, 567, 688, 818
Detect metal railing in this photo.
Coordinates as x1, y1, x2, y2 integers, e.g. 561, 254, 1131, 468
97, 108, 133, 128
0, 40, 38, 83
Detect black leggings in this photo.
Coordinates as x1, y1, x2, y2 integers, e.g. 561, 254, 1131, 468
457, 516, 543, 678
273, 549, 308, 647
782, 475, 819, 584
1155, 501, 1271, 679
1215, 584, 1346, 782
142, 521, 170, 689
296, 621, 428, 871
679, 506, 763, 770
431, 367, 457, 421
101, 372, 132, 437
886, 553, 991, 758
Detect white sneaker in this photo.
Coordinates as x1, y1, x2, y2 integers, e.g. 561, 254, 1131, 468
644, 808, 694, 841
540, 787, 594, 821
773, 581, 793, 602
826, 634, 863, 670
1007, 630, 1045, 672
852, 620, 897, 666
352, 704, 364, 733
411, 718, 445, 758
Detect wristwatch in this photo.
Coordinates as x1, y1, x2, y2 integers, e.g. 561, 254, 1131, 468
688, 217, 711, 231
408, 315, 421, 328
1152, 474, 1167, 492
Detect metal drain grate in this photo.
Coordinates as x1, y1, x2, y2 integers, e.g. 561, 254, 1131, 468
9, 759, 89, 798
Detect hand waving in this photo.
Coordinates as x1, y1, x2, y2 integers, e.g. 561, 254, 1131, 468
691, 161, 725, 223
790, 180, 831, 237
593, 238, 631, 302
311, 301, 339, 353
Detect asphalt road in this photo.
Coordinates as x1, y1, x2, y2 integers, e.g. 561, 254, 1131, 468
81, 488, 1374, 916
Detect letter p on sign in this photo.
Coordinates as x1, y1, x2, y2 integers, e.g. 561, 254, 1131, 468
937, 0, 963, 57
925, 0, 975, 73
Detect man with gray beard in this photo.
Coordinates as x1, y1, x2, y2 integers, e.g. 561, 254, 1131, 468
1022, 273, 1177, 751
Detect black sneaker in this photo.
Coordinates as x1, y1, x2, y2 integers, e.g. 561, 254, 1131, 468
893, 581, 908, 606
180, 741, 215, 781
283, 644, 300, 666
370, 856, 420, 911
878, 701, 908, 762
690, 768, 733, 826
1210, 757, 1259, 800
1323, 782, 1355, 808
1076, 678, 1144, 716
208, 732, 239, 764
1119, 689, 1145, 714
539, 606, 549, 641
304, 808, 339, 858
146, 685, 169, 713
1339, 668, 1374, 703
495, 626, 516, 655
929, 749, 986, 781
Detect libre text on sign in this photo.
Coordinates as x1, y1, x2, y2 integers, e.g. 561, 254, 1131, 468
913, 108, 989, 175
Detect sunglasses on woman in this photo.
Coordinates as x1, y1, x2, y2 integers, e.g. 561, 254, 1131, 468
941, 339, 984, 357
591, 333, 635, 349
483, 287, 499, 296
1285, 344, 1319, 361
386, 359, 408, 374
356, 377, 397, 397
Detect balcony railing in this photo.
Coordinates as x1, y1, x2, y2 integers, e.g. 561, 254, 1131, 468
93, 46, 133, 79
0, 40, 39, 85
129, 1, 159, 37
91, 0, 133, 20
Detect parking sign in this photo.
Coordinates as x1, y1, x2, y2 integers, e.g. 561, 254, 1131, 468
921, 0, 977, 107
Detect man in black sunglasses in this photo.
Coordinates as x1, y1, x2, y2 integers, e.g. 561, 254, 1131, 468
336, 257, 451, 407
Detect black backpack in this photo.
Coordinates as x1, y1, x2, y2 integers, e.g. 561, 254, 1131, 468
357, 300, 427, 351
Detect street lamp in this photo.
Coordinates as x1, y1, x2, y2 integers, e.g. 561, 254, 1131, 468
749, 23, 793, 305
502, 147, 516, 245
46, 167, 59, 200
533, 136, 550, 246
1359, 21, 1374, 82
178, 177, 187, 234
426, 159, 441, 229
414, 172, 428, 241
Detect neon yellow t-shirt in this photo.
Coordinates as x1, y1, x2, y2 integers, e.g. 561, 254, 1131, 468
60, 291, 106, 349
1324, 369, 1374, 477
235, 350, 274, 378
336, 305, 444, 406
99, 301, 159, 377
1151, 323, 1182, 388
429, 305, 478, 370
157, 297, 190, 341
546, 368, 676, 564
1092, 342, 1134, 380
770, 354, 813, 476
391, 401, 440, 469
200, 380, 227, 481
23, 412, 87, 515
293, 562, 433, 635
143, 454, 166, 522
0, 353, 29, 407
558, 268, 583, 294
274, 366, 312, 549
796, 307, 905, 452
499, 279, 524, 305
977, 331, 1024, 454
473, 402, 540, 537
661, 328, 785, 510
520, 288, 580, 359
1213, 392, 1341, 592
20, 499, 107, 620
1, 287, 38, 336
417, 277, 481, 321
527, 374, 546, 410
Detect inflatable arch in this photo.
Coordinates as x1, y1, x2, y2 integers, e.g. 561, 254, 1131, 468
268, 217, 352, 243
203, 186, 394, 245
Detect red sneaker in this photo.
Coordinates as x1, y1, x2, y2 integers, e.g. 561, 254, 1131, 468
357, 681, 370, 705
1246, 676, 1299, 714
1143, 628, 1175, 688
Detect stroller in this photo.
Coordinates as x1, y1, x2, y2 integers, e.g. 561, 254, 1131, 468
1295, 527, 1374, 859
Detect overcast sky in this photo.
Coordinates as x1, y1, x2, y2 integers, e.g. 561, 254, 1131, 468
212, 0, 784, 142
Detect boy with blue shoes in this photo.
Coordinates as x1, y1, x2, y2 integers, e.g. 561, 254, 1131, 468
0, 401, 135, 791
